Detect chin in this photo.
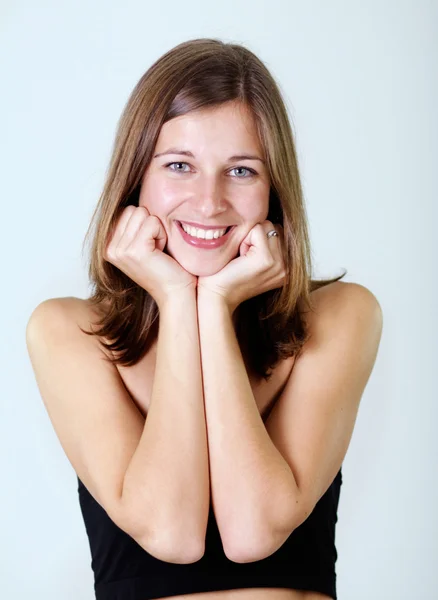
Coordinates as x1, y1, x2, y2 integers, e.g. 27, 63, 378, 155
177, 257, 227, 278
164, 233, 240, 277
165, 247, 229, 277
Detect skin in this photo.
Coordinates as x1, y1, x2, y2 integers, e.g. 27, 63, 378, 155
138, 100, 272, 279
93, 101, 347, 600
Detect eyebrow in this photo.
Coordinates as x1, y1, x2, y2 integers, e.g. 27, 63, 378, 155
153, 148, 266, 164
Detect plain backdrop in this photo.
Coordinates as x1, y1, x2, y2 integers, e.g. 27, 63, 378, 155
1, 0, 436, 598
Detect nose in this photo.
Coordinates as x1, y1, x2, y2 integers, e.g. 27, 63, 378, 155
195, 175, 228, 219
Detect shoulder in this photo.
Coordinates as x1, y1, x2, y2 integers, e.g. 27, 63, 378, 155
27, 296, 94, 329
303, 281, 383, 343
309, 280, 382, 317
26, 296, 106, 352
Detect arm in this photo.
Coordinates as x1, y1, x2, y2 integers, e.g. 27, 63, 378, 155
122, 290, 209, 562
261, 283, 383, 552
199, 282, 383, 563
197, 289, 297, 562
26, 295, 209, 565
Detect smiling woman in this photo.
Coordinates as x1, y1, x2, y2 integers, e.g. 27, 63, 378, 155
138, 100, 271, 273
26, 37, 382, 600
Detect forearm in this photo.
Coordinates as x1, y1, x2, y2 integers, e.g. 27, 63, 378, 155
197, 292, 296, 555
122, 291, 209, 555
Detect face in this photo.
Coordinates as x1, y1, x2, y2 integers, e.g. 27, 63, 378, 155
139, 100, 271, 276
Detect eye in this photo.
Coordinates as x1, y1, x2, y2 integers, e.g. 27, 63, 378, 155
165, 161, 191, 173
164, 162, 257, 178
230, 166, 257, 178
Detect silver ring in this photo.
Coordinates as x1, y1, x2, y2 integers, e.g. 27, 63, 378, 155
267, 229, 279, 238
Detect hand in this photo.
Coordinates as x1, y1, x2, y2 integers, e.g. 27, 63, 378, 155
197, 221, 286, 313
104, 206, 197, 308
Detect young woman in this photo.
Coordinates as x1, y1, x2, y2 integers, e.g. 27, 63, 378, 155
26, 38, 383, 600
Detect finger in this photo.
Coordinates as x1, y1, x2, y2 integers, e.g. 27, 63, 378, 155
109, 206, 136, 250
118, 207, 147, 250
240, 222, 279, 257
121, 213, 167, 256
262, 221, 278, 237
255, 224, 285, 271
239, 224, 261, 256
141, 214, 167, 252
118, 206, 152, 245
264, 223, 283, 249
105, 207, 135, 260
263, 224, 287, 278
254, 222, 280, 249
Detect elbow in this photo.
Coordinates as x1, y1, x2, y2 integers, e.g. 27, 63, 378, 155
131, 527, 205, 564
223, 533, 275, 563
135, 526, 205, 564
222, 521, 278, 563
223, 521, 297, 564
112, 499, 206, 564
222, 504, 306, 564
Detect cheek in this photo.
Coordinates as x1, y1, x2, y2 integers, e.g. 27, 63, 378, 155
139, 179, 178, 215
239, 199, 269, 224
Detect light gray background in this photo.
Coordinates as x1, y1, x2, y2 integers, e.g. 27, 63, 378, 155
1, 0, 436, 598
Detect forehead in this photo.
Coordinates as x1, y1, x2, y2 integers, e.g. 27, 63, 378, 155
156, 102, 263, 151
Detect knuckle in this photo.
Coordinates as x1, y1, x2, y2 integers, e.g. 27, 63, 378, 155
113, 246, 123, 259
263, 257, 275, 269
138, 205, 150, 217
104, 245, 115, 262
130, 208, 144, 223
144, 214, 158, 229
124, 245, 138, 259
121, 206, 135, 222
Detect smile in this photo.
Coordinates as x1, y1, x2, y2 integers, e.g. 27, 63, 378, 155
180, 222, 230, 239
176, 221, 234, 249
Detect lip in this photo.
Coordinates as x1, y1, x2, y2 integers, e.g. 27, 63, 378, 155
176, 221, 234, 249
178, 220, 233, 230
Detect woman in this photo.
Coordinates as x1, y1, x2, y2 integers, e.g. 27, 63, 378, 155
26, 38, 383, 600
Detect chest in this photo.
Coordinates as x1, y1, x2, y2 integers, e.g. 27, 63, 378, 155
115, 345, 295, 423
112, 349, 334, 600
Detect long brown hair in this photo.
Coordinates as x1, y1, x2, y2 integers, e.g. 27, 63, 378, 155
81, 38, 346, 380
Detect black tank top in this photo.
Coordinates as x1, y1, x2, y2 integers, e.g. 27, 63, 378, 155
77, 467, 342, 599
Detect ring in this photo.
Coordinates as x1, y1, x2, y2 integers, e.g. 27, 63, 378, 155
266, 230, 279, 238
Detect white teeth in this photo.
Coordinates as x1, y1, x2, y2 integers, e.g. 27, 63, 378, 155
180, 223, 228, 239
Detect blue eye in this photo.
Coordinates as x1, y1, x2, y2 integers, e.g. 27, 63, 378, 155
166, 162, 191, 173
164, 162, 257, 178
229, 166, 256, 178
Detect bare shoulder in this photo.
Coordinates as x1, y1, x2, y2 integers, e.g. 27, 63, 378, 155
24, 296, 156, 539
26, 296, 109, 356
299, 281, 383, 358
27, 295, 99, 322
308, 280, 382, 319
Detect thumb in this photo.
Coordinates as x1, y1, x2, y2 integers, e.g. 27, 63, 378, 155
239, 227, 257, 257
148, 215, 167, 252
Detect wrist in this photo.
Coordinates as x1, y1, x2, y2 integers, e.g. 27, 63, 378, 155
158, 287, 197, 313
197, 288, 236, 315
